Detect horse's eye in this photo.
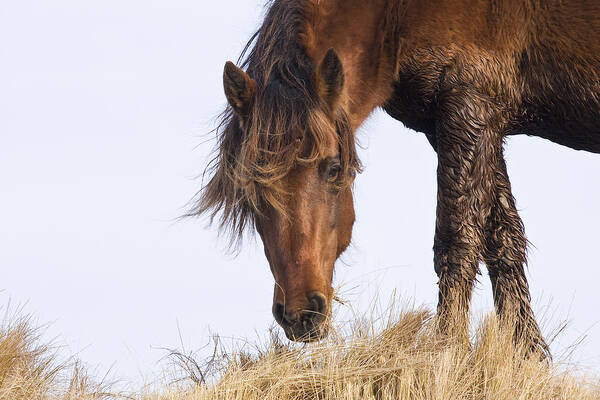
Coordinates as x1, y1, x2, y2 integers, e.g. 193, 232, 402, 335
327, 164, 341, 182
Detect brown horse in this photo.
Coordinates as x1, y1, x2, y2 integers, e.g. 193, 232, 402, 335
195, 0, 600, 353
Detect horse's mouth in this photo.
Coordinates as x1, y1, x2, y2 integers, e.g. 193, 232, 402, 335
283, 321, 329, 343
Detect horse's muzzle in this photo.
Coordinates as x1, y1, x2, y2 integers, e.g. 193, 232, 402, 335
272, 291, 329, 342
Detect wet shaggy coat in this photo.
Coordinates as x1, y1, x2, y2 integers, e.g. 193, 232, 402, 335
197, 0, 600, 354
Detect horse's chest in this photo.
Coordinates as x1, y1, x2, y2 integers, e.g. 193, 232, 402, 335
383, 77, 437, 139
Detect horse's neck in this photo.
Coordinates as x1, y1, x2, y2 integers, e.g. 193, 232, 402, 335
304, 0, 399, 129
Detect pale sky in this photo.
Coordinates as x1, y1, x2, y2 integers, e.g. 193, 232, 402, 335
1, 0, 599, 386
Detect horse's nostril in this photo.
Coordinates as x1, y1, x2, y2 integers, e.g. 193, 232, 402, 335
272, 302, 285, 324
307, 291, 327, 315
306, 291, 328, 325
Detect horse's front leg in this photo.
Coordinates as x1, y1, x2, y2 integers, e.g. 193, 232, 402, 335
433, 91, 503, 341
484, 157, 550, 357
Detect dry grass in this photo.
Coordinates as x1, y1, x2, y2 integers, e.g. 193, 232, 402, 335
0, 305, 111, 400
2, 301, 599, 400
145, 305, 600, 400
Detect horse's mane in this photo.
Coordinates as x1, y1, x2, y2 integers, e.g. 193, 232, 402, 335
192, 0, 403, 244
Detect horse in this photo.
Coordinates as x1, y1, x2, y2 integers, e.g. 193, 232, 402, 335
195, 0, 600, 354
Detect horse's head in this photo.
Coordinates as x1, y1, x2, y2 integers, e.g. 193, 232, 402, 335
206, 49, 359, 342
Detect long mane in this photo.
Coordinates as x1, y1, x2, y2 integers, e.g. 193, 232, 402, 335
192, 0, 361, 243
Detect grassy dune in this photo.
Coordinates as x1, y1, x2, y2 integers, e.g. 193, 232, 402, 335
148, 307, 600, 400
2, 303, 599, 400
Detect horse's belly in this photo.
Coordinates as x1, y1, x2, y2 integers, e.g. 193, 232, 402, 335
517, 96, 600, 154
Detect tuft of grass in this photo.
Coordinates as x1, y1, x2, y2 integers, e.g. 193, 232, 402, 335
0, 305, 111, 400
146, 305, 600, 400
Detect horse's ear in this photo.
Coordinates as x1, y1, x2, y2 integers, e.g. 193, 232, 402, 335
223, 61, 255, 117
315, 48, 345, 108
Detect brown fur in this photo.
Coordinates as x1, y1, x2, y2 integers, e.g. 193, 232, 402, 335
195, 0, 600, 352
